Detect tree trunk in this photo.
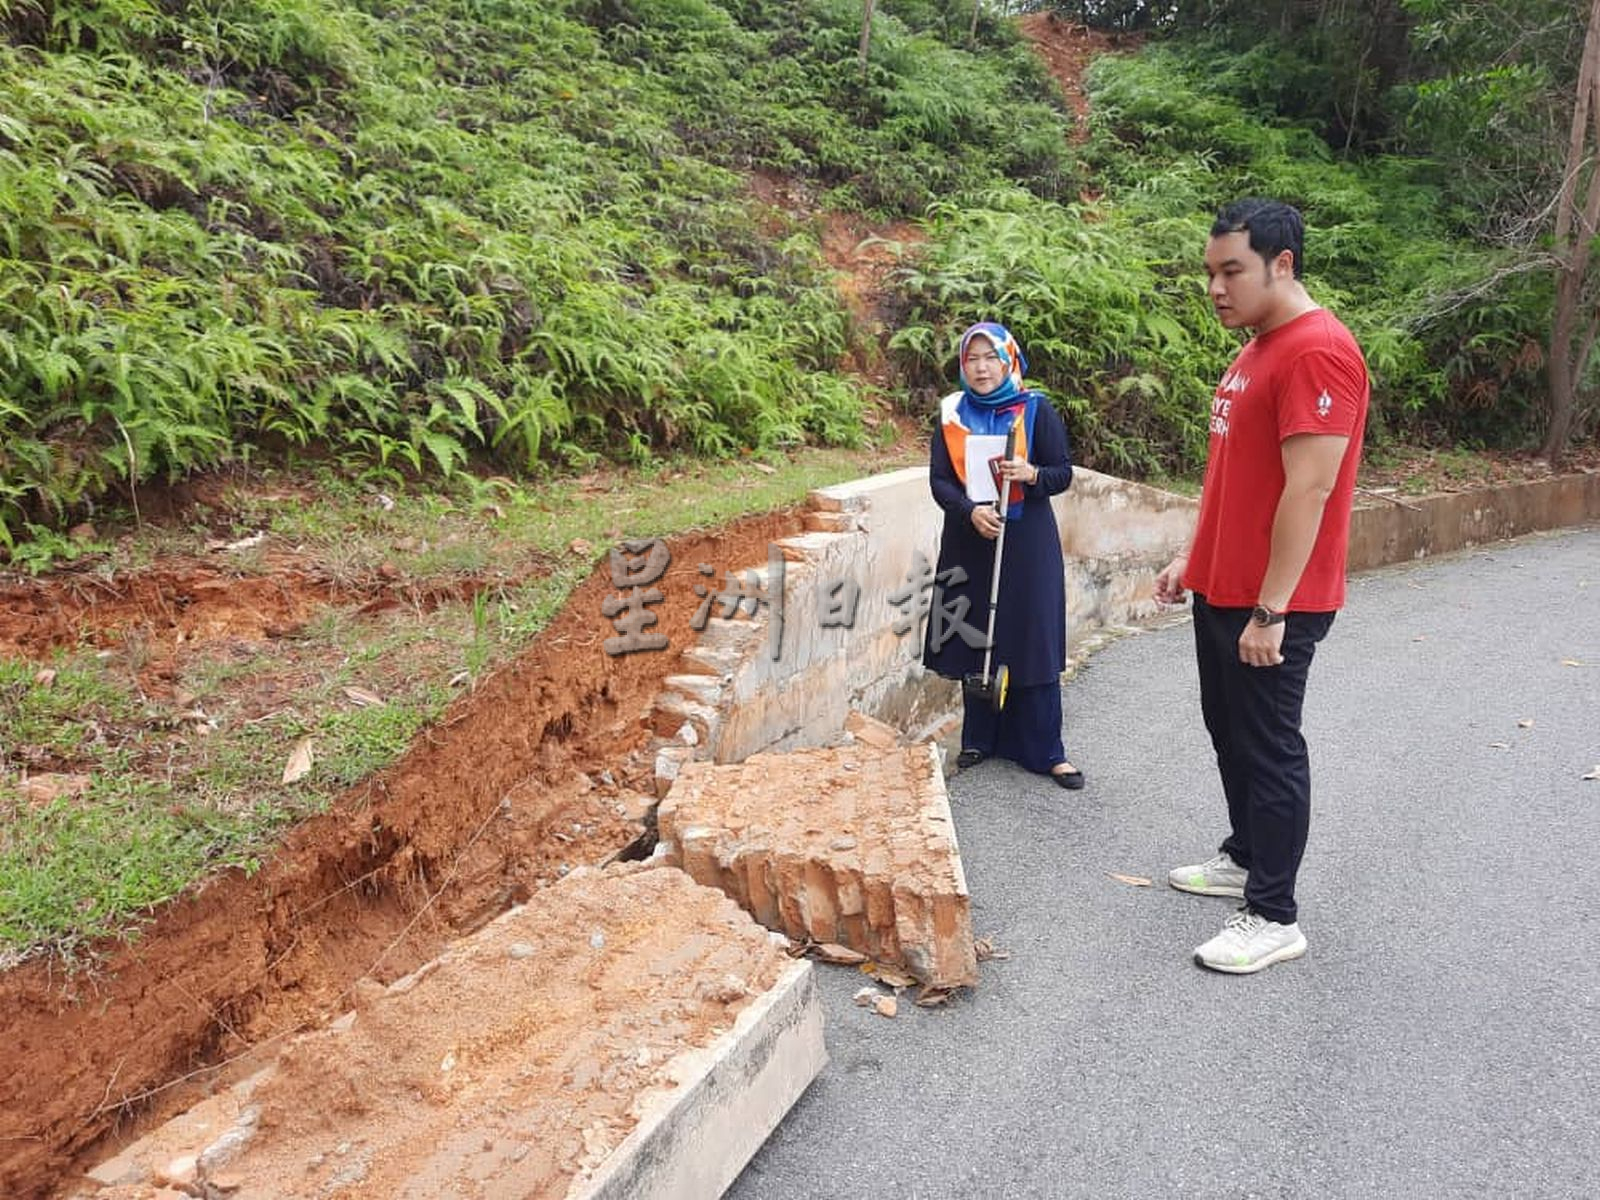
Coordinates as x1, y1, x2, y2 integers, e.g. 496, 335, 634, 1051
1542, 0, 1600, 462
969, 0, 981, 47
859, 0, 876, 79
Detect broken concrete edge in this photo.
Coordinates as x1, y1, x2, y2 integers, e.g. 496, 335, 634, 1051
79, 868, 820, 1200
571, 957, 826, 1200
657, 743, 979, 990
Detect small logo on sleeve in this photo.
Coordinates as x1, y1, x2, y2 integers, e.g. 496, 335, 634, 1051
1316, 389, 1332, 419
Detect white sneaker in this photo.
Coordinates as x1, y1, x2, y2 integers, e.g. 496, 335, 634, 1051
1168, 850, 1246, 898
1194, 908, 1306, 974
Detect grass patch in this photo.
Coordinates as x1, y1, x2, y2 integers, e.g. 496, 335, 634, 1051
0, 776, 267, 967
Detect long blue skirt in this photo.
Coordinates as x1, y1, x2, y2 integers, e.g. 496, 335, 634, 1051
960, 679, 1068, 775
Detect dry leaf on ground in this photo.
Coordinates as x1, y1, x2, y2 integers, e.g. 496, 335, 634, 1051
974, 936, 1011, 962
852, 986, 879, 1008
872, 995, 898, 1018
282, 737, 315, 785
811, 943, 869, 966
33, 668, 57, 688
1108, 872, 1153, 887
914, 986, 955, 1007
343, 686, 385, 708
873, 966, 917, 989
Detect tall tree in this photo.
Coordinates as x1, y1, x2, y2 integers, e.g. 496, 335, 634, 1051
860, 0, 877, 77
1543, 0, 1600, 459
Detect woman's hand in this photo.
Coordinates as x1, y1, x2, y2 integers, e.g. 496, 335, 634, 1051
997, 456, 1038, 485
970, 504, 1002, 539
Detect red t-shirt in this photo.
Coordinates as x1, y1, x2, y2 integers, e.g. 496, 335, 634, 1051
1183, 307, 1370, 611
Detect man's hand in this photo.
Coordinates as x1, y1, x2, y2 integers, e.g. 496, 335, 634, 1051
1238, 620, 1285, 667
970, 504, 1002, 539
1153, 555, 1189, 606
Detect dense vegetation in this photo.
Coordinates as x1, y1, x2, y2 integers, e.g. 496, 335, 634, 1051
0, 0, 1080, 548
999, 0, 1598, 468
1, 0, 1593, 546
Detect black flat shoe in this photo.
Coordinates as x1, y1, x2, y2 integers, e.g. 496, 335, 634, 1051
1051, 766, 1085, 790
956, 749, 985, 769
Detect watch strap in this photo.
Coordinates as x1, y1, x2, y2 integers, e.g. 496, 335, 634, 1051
1251, 604, 1287, 627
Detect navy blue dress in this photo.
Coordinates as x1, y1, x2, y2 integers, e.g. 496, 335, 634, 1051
922, 396, 1074, 772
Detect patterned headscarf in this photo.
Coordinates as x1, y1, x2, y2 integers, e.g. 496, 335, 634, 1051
959, 322, 1029, 408
940, 321, 1041, 519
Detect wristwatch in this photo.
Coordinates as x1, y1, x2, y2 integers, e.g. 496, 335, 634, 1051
1251, 604, 1287, 627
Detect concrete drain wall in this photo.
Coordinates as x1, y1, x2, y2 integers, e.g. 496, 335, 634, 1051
646, 464, 1600, 793
647, 466, 1198, 792
79, 867, 826, 1200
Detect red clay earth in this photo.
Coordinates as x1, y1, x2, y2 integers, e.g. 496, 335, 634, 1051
1016, 13, 1132, 145
80, 865, 791, 1200
0, 506, 803, 1199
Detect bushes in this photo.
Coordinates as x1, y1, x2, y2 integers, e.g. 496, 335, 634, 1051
0, 0, 887, 543
890, 44, 1560, 475
4, 0, 1561, 541
0, 0, 1097, 544
890, 188, 1227, 477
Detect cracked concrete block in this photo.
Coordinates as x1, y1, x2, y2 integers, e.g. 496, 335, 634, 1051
662, 674, 725, 707
647, 691, 719, 742
843, 709, 901, 749
81, 869, 820, 1200
653, 745, 694, 798
803, 510, 857, 533
658, 743, 978, 988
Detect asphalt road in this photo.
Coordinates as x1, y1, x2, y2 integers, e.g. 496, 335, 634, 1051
729, 524, 1600, 1200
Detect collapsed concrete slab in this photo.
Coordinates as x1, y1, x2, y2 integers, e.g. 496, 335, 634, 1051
77, 866, 825, 1200
657, 742, 979, 989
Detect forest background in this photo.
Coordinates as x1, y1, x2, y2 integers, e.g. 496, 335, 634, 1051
3, 0, 1596, 552
0, 0, 1597, 960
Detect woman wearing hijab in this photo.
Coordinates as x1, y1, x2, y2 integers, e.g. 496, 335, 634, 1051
922, 321, 1083, 790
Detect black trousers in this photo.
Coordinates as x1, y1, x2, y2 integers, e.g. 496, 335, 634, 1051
1192, 594, 1335, 925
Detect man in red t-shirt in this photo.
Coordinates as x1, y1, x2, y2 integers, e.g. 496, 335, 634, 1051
1153, 199, 1370, 974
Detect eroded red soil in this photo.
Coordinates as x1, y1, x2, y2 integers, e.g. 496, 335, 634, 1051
1016, 12, 1131, 144
85, 866, 791, 1200
0, 509, 802, 1198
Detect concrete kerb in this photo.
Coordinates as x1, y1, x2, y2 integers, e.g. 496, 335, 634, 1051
638, 462, 1600, 953
79, 868, 827, 1200
574, 959, 826, 1200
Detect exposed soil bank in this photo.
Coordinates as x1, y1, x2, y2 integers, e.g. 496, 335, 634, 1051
2, 512, 802, 1199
